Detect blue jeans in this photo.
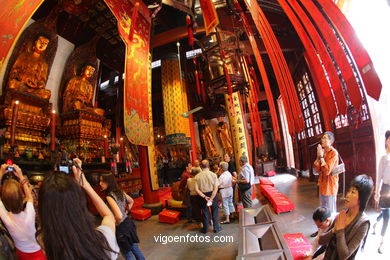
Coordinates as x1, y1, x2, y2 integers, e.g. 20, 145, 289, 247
124, 244, 145, 260
319, 194, 337, 213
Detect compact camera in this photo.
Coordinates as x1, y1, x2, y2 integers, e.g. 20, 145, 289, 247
58, 160, 76, 174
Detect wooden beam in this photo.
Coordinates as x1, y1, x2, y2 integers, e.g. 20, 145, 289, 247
151, 26, 205, 48
162, 0, 194, 16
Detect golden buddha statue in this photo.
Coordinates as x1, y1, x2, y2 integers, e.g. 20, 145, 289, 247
216, 117, 233, 155
63, 64, 104, 116
199, 118, 219, 158
8, 34, 52, 100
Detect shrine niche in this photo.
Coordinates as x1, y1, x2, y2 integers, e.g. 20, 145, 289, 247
57, 39, 111, 160
0, 20, 58, 155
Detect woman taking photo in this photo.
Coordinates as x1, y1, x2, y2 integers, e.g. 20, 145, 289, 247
39, 158, 119, 260
100, 173, 145, 260
318, 174, 373, 260
374, 130, 390, 254
0, 163, 46, 260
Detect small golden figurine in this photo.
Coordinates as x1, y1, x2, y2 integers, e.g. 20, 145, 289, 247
7, 34, 52, 100
62, 63, 104, 116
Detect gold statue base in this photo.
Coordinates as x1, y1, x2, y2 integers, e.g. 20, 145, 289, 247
58, 110, 111, 159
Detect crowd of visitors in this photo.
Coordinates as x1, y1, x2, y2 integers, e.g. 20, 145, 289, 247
0, 130, 388, 259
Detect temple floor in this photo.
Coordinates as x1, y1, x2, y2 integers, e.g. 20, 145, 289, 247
133, 173, 389, 260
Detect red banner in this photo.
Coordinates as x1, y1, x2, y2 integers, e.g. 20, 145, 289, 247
316, 0, 382, 101
286, 0, 348, 115
199, 0, 219, 35
300, 0, 362, 110
243, 0, 304, 134
0, 0, 45, 74
276, 0, 335, 130
105, 0, 152, 146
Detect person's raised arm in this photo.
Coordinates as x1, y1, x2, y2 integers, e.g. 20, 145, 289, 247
72, 158, 115, 232
13, 164, 33, 203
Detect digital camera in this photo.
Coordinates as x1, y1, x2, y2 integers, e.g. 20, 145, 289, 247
58, 159, 76, 174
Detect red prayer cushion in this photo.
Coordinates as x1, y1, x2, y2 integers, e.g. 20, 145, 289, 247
159, 209, 181, 224
130, 208, 152, 221
259, 177, 275, 186
283, 233, 311, 260
266, 170, 276, 177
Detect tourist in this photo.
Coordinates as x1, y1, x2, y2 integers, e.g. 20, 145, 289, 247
313, 131, 339, 213
195, 160, 220, 233
234, 155, 255, 208
318, 174, 373, 260
218, 162, 235, 224
100, 173, 145, 260
186, 168, 202, 224
312, 131, 339, 237
373, 130, 390, 254
0, 163, 46, 260
39, 158, 119, 260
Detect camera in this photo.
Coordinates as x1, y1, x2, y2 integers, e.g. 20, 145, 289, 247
58, 160, 75, 174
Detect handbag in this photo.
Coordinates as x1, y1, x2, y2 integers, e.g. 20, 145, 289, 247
238, 182, 251, 192
331, 155, 345, 176
379, 184, 390, 208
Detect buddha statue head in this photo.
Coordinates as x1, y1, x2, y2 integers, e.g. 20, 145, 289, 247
33, 34, 50, 54
81, 63, 96, 79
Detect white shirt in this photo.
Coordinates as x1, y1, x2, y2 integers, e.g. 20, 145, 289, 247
0, 201, 41, 253
96, 225, 120, 260
195, 169, 219, 193
377, 154, 390, 192
218, 171, 233, 198
239, 163, 255, 185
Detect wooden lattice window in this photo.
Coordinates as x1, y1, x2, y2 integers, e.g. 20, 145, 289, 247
297, 72, 323, 140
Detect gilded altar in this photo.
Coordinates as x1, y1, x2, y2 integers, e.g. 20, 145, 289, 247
0, 90, 51, 154
58, 110, 111, 159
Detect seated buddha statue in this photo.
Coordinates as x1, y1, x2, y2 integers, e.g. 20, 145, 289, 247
62, 63, 104, 116
7, 34, 52, 100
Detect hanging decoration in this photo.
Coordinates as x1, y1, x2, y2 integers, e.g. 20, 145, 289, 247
242, 0, 304, 134
234, 0, 281, 142
105, 0, 152, 146
316, 0, 382, 101
198, 0, 220, 35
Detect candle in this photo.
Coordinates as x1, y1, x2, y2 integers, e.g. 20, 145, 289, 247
10, 100, 19, 147
50, 110, 56, 151
104, 135, 108, 158
120, 137, 124, 162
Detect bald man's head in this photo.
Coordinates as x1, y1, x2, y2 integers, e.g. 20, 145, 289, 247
201, 160, 209, 169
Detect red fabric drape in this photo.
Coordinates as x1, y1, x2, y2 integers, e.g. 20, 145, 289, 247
300, 0, 362, 110
276, 0, 335, 130
243, 0, 304, 134
235, 1, 281, 142
285, 0, 348, 115
316, 0, 382, 101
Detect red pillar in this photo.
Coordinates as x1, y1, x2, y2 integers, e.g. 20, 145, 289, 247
189, 114, 198, 163
138, 145, 162, 214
